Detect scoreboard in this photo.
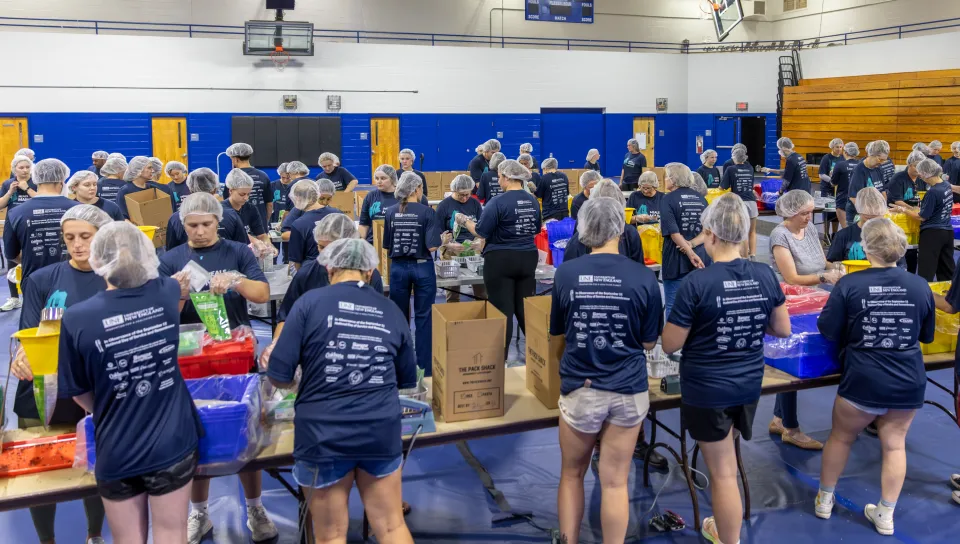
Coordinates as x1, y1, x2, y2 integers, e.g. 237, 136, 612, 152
525, 1, 594, 24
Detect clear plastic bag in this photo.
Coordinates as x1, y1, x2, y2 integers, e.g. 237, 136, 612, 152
764, 313, 839, 379
780, 283, 831, 316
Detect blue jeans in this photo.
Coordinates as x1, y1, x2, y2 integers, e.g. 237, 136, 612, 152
774, 392, 799, 429
845, 202, 857, 225
293, 456, 403, 489
389, 259, 436, 375
662, 279, 682, 323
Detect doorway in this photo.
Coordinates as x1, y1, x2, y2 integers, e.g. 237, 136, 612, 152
632, 117, 655, 167
0, 118, 29, 180
151, 117, 188, 183
741, 117, 766, 172
370, 117, 400, 179
714, 116, 739, 165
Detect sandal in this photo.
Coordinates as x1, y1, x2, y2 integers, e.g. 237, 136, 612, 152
402, 501, 412, 516
782, 430, 824, 450
701, 516, 721, 544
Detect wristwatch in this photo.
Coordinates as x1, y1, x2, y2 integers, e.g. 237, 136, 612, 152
818, 273, 826, 283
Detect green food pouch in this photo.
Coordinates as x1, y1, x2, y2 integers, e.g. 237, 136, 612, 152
189, 292, 231, 341
34, 374, 58, 428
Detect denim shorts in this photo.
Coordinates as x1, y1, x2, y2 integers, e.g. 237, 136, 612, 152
558, 387, 649, 434
293, 456, 404, 489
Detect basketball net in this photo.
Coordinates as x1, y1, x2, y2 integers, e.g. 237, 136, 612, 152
269, 46, 291, 71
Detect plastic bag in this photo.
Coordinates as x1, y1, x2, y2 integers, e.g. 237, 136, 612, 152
190, 292, 231, 341
930, 282, 960, 335
764, 313, 839, 379
780, 283, 831, 316
180, 261, 211, 293
33, 374, 58, 428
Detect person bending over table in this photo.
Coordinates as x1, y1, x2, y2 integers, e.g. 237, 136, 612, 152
819, 138, 844, 238
469, 142, 494, 189
165, 168, 248, 251
660, 163, 710, 321
663, 193, 791, 544
165, 161, 191, 211
571, 170, 602, 221
223, 168, 269, 244
551, 198, 662, 544
58, 222, 202, 544
720, 145, 759, 258
696, 149, 721, 189
770, 190, 841, 451
316, 152, 358, 193
762, 137, 811, 195
566, 180, 643, 264
96, 156, 127, 204
831, 142, 859, 230
536, 158, 571, 221
627, 171, 664, 226
436, 174, 486, 303
815, 217, 935, 537
358, 164, 429, 244
478, 152, 506, 203
519, 142, 536, 167
584, 148, 601, 173
518, 154, 541, 189
846, 140, 890, 225
11, 205, 113, 544
288, 179, 344, 269
892, 158, 956, 282
157, 192, 277, 544
267, 238, 417, 544
928, 140, 944, 166
278, 161, 317, 243
456, 159, 542, 363
113, 156, 173, 221
619, 138, 647, 191
887, 151, 924, 208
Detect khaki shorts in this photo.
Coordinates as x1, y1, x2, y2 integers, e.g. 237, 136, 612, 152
559, 387, 650, 434
743, 200, 759, 219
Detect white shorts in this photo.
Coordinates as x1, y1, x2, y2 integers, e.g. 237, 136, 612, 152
743, 200, 759, 219
559, 388, 650, 434
842, 397, 889, 416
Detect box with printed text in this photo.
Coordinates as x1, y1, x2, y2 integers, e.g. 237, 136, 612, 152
524, 296, 563, 409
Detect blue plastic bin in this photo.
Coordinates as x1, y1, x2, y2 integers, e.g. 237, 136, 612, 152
760, 178, 782, 194
551, 239, 568, 266
546, 218, 576, 245
760, 192, 780, 208
764, 313, 840, 379
952, 216, 960, 240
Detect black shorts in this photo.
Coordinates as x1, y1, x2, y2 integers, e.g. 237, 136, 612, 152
681, 401, 759, 443
97, 450, 198, 502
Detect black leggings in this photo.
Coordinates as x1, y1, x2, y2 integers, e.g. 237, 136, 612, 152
918, 228, 956, 282
7, 280, 16, 298
483, 249, 539, 359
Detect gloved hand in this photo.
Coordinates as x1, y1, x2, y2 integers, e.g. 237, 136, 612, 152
210, 271, 245, 295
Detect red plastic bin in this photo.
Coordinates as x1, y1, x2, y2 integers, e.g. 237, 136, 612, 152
952, 203, 960, 216
535, 227, 553, 265
178, 336, 255, 379
781, 283, 830, 316
0, 433, 76, 478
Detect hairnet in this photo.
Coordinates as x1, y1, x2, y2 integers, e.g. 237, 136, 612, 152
952, 141, 960, 153
665, 163, 694, 190
577, 198, 624, 248
225, 168, 254, 190
930, 140, 943, 150
395, 172, 422, 201
627, 138, 640, 151
690, 172, 708, 196
60, 204, 112, 229
314, 213, 357, 243
700, 149, 717, 163
226, 143, 253, 158
639, 171, 659, 188
702, 192, 749, 243
33, 158, 70, 185
124, 156, 151, 182
541, 157, 559, 170
854, 187, 887, 216
498, 159, 531, 182
316, 178, 336, 197
90, 222, 159, 289
14, 148, 34, 159
276, 163, 288, 176
519, 143, 533, 154
374, 164, 398, 185
186, 168, 218, 194
477, 142, 491, 154
290, 179, 320, 209
580, 169, 602, 189
66, 170, 98, 193
92, 151, 109, 160
489, 152, 506, 171
777, 137, 795, 151
286, 161, 309, 177
317, 238, 378, 272
586, 148, 600, 161
732, 147, 748, 163
148, 157, 163, 176
775, 189, 814, 218
318, 152, 339, 165
179, 192, 224, 222
866, 140, 890, 157
107, 152, 126, 161
843, 142, 860, 157
829, 138, 844, 148
99, 156, 126, 178
486, 139, 501, 152
398, 148, 415, 160
861, 217, 907, 264
906, 150, 926, 166
732, 143, 747, 154
917, 158, 943, 179
10, 155, 32, 172
517, 153, 533, 166
450, 174, 474, 193
165, 161, 187, 176
592, 180, 625, 206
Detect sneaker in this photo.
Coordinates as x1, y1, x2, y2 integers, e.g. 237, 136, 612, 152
950, 474, 960, 491
864, 504, 894, 536
864, 422, 879, 436
815, 492, 835, 520
247, 505, 279, 542
187, 510, 213, 544
953, 490, 960, 505
0, 297, 20, 312
634, 440, 669, 471
88, 538, 106, 544
700, 516, 721, 544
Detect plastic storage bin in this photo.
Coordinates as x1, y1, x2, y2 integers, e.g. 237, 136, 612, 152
0, 433, 76, 477
889, 212, 919, 245
178, 334, 255, 379
435, 260, 460, 279
922, 282, 960, 355
760, 192, 780, 209
764, 313, 839, 379
551, 239, 569, 267
842, 260, 871, 273
760, 178, 782, 194
546, 218, 576, 245
781, 283, 831, 316
178, 324, 207, 357
952, 216, 960, 240
705, 188, 730, 204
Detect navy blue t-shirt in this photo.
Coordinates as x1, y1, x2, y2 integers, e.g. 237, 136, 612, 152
818, 267, 934, 409
468, 155, 489, 185
3, 195, 79, 283
97, 178, 126, 204
316, 167, 357, 192
622, 153, 646, 187
826, 223, 907, 268
536, 172, 571, 219
288, 207, 345, 264
659, 187, 711, 281
278, 260, 384, 322
886, 171, 919, 204
164, 208, 249, 251
383, 202, 442, 261
668, 260, 786, 408
268, 281, 418, 462
358, 189, 429, 243
475, 190, 542, 253
929, 154, 944, 167
223, 200, 266, 237
477, 171, 502, 202
570, 193, 588, 221
281, 206, 303, 234
819, 154, 841, 197
833, 158, 856, 205
849, 161, 886, 200
91, 197, 124, 221
782, 152, 811, 194
435, 196, 483, 243
58, 277, 201, 481
115, 182, 174, 220
564, 224, 644, 264
626, 191, 665, 223
720, 163, 756, 202
918, 180, 954, 231
158, 239, 267, 328
880, 160, 896, 187
0, 178, 36, 210
269, 180, 294, 223
167, 181, 191, 211
232, 167, 274, 226
697, 165, 722, 189
399, 169, 426, 185
549, 253, 662, 395
944, 156, 960, 186
584, 161, 601, 173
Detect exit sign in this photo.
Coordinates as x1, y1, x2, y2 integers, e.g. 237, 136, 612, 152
736, 102, 749, 112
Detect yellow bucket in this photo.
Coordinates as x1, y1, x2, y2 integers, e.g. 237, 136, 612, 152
13, 328, 60, 376
842, 260, 871, 273
137, 225, 157, 240
14, 264, 21, 296
568, 195, 574, 214
624, 208, 635, 224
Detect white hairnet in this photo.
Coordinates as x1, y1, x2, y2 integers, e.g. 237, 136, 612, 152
60, 204, 112, 229
99, 157, 127, 177
317, 178, 336, 196
586, 148, 600, 161
917, 158, 943, 180
517, 153, 533, 167
225, 168, 254, 190
732, 143, 747, 154
690, 172, 708, 196
952, 141, 960, 153
107, 152, 126, 161
286, 161, 309, 177
314, 213, 358, 243
317, 238, 378, 272
290, 179, 320, 209
10, 155, 32, 172
91, 151, 109, 160
186, 168, 218, 194
498, 159, 531, 182
861, 217, 907, 264
702, 192, 749, 244
89, 222, 159, 289
124, 156, 152, 182
843, 142, 860, 157
66, 170, 98, 193
486, 139, 501, 152
226, 143, 253, 158
477, 142, 492, 154
33, 158, 70, 185
489, 152, 506, 171
541, 157, 559, 170
829, 138, 844, 148
732, 147, 748, 163
577, 198, 624, 248
14, 148, 34, 160
374, 164, 398, 185
580, 170, 602, 189
276, 163, 288, 176
627, 138, 640, 151
165, 161, 187, 175
592, 179, 626, 206
398, 148, 415, 160
777, 137, 795, 151
700, 149, 717, 163
854, 187, 887, 216
930, 140, 943, 150
395, 172, 422, 201
450, 174, 474, 193
318, 152, 340, 165
665, 163, 694, 190
866, 140, 890, 157
148, 158, 163, 179
775, 189, 814, 218
639, 171, 659, 188
906, 150, 927, 166
520, 143, 533, 154
179, 192, 224, 222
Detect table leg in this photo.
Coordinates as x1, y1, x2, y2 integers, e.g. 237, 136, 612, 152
643, 412, 658, 487
270, 300, 278, 334
735, 432, 750, 520
679, 425, 702, 532
924, 376, 959, 424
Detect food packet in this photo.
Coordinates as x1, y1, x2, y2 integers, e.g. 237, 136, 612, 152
189, 292, 231, 341
34, 374, 58, 428
181, 261, 211, 293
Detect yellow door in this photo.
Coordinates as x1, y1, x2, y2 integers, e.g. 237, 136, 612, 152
370, 117, 400, 179
632, 117, 656, 167
0, 118, 29, 180
151, 117, 188, 184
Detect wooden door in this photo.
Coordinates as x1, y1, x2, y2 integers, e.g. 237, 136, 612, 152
151, 117, 188, 183
632, 117, 656, 167
370, 117, 400, 179
0, 118, 29, 180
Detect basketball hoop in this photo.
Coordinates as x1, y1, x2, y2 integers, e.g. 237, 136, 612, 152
699, 0, 716, 14
269, 46, 291, 71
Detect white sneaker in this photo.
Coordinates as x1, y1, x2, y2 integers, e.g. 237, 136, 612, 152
0, 297, 21, 312
187, 510, 213, 544
864, 504, 894, 536
950, 474, 960, 490
88, 538, 106, 544
952, 490, 960, 505
815, 491, 835, 519
247, 505, 278, 542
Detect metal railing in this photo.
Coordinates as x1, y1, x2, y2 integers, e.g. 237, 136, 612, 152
0, 15, 958, 54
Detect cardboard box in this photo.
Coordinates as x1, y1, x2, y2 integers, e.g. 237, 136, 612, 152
424, 172, 444, 201
329, 191, 355, 219
0, 207, 6, 237
439, 171, 471, 187
372, 219, 390, 282
432, 301, 507, 423
523, 296, 563, 409
354, 189, 370, 218
125, 188, 172, 248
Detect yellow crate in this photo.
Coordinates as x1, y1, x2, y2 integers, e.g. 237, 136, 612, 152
922, 282, 959, 354
639, 224, 662, 264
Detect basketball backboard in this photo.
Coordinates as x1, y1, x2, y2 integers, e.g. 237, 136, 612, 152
711, 0, 744, 42
243, 20, 314, 56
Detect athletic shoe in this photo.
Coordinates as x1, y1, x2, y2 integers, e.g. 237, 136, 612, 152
247, 505, 279, 542
864, 504, 894, 536
815, 492, 834, 520
952, 490, 960, 505
187, 510, 213, 544
950, 474, 960, 490
88, 538, 106, 544
0, 297, 21, 312
700, 516, 721, 543
634, 439, 668, 471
